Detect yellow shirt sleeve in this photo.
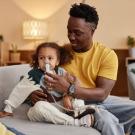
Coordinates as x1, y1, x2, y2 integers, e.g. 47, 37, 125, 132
98, 50, 118, 80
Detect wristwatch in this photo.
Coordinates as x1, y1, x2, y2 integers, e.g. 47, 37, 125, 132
68, 83, 76, 97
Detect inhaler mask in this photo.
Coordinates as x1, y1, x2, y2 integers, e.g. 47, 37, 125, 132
44, 59, 54, 74
44, 62, 54, 91
45, 63, 52, 73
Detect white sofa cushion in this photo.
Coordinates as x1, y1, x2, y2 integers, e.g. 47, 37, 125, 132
0, 64, 31, 110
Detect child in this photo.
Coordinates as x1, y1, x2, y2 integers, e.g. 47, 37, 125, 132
0, 42, 95, 127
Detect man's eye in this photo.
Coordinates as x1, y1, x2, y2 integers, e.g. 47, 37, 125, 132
75, 31, 83, 36
75, 33, 82, 36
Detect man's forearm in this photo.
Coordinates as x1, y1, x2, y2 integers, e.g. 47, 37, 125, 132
74, 87, 110, 102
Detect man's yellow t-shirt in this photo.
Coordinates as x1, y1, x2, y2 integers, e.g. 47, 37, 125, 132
62, 42, 118, 88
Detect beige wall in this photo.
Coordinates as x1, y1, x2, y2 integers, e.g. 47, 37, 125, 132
48, 0, 135, 48
0, 0, 32, 49
89, 0, 135, 49
0, 0, 135, 50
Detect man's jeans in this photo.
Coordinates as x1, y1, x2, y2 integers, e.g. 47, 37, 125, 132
85, 96, 135, 135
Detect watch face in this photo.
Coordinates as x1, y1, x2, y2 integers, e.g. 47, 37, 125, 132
69, 84, 75, 94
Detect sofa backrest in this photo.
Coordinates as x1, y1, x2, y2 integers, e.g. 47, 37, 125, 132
0, 64, 31, 110
127, 63, 135, 101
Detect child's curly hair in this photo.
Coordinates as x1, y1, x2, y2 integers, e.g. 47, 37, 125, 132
31, 42, 73, 68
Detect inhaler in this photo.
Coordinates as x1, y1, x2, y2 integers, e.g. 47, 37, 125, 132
45, 63, 53, 74
44, 63, 53, 91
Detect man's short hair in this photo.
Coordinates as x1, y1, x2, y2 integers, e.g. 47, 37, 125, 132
69, 3, 99, 29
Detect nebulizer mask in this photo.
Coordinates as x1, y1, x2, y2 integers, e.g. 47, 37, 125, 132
44, 61, 53, 74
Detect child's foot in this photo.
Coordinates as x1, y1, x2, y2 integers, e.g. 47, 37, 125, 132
0, 111, 13, 118
79, 114, 95, 127
74, 114, 95, 127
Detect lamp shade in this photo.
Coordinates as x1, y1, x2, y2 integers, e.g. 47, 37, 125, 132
23, 20, 47, 40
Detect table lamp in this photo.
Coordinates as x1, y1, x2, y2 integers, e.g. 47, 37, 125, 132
23, 20, 48, 47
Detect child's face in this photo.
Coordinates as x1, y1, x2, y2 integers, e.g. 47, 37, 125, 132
38, 47, 59, 71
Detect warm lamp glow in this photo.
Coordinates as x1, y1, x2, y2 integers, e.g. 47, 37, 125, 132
23, 20, 47, 40
12, 0, 68, 19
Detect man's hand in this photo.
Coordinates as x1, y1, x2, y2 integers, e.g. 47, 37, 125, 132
30, 90, 47, 105
66, 73, 81, 86
44, 72, 70, 93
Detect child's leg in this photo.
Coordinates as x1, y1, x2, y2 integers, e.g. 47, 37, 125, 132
72, 99, 95, 114
72, 98, 85, 116
4, 77, 41, 113
27, 101, 94, 127
72, 99, 85, 109
27, 101, 75, 125
72, 99, 95, 127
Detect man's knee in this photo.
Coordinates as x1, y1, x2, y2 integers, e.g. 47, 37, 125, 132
94, 109, 120, 128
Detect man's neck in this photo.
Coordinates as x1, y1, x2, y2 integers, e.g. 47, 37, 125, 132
72, 42, 93, 53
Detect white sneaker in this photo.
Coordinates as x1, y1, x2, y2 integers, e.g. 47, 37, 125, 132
79, 114, 94, 127
74, 114, 94, 127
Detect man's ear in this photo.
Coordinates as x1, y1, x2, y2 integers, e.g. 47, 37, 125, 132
87, 22, 96, 36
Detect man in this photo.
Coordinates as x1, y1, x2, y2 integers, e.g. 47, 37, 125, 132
30, 3, 135, 135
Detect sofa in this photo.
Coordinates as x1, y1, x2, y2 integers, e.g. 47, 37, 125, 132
0, 64, 101, 135
127, 63, 135, 101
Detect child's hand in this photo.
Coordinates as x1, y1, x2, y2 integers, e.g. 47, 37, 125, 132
0, 111, 13, 118
30, 90, 48, 105
63, 95, 73, 110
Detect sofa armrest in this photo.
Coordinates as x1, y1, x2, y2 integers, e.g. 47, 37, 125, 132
127, 63, 135, 100
0, 64, 31, 110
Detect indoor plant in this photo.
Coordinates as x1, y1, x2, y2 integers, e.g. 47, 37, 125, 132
127, 36, 135, 57
10, 43, 20, 62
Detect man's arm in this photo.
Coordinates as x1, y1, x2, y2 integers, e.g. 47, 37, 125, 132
75, 76, 116, 102
45, 73, 116, 102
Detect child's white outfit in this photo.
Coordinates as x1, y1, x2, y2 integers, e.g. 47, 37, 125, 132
4, 67, 93, 127
4, 76, 40, 113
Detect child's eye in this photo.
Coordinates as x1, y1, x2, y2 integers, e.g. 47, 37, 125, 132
48, 57, 53, 60
39, 56, 44, 60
